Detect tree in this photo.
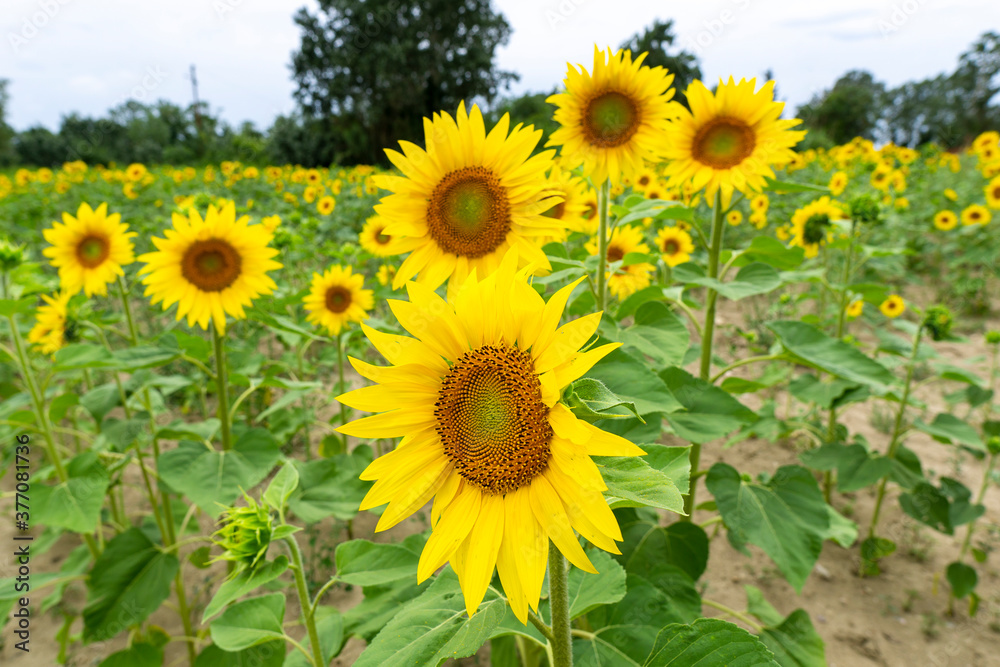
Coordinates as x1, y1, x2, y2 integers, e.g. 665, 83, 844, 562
484, 90, 559, 147
0, 80, 15, 166
290, 0, 518, 166
618, 19, 701, 107
797, 70, 885, 145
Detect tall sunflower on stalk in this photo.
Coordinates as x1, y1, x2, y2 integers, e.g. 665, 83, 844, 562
789, 196, 847, 258
547, 45, 682, 186
304, 265, 373, 336
662, 77, 806, 208
373, 102, 562, 294
138, 202, 282, 334
337, 250, 644, 624
585, 224, 656, 300
42, 202, 136, 296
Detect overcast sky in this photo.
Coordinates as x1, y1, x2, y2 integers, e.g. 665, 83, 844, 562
2, 0, 997, 132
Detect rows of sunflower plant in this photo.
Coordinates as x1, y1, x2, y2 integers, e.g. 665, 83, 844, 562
2, 44, 1000, 666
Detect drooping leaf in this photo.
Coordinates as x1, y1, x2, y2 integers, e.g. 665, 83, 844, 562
566, 550, 628, 619
643, 618, 780, 666
210, 594, 286, 651
335, 540, 421, 587
202, 556, 290, 622
597, 454, 686, 514
33, 451, 109, 534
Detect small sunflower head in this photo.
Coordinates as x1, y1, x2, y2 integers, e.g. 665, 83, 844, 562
212, 492, 273, 571
849, 193, 882, 225
802, 214, 831, 245
988, 436, 1000, 457
0, 238, 26, 272
922, 305, 954, 341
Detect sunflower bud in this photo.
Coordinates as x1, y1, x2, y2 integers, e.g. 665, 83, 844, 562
922, 305, 953, 341
988, 436, 1000, 457
212, 492, 273, 571
0, 238, 25, 272
849, 193, 882, 225
986, 330, 1000, 346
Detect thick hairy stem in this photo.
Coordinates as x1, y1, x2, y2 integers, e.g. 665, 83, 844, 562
547, 543, 573, 667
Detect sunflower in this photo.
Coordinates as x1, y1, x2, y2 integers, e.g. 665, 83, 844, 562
655, 226, 695, 266
749, 211, 768, 229
789, 196, 846, 258
359, 216, 410, 257
547, 46, 681, 185
634, 169, 656, 191
585, 224, 655, 300
304, 265, 373, 335
376, 264, 397, 287
662, 78, 805, 208
138, 202, 282, 334
374, 102, 560, 293
984, 176, 1000, 209
973, 131, 999, 154
336, 251, 644, 623
726, 210, 743, 226
880, 295, 905, 318
28, 291, 73, 355
317, 196, 336, 216
750, 194, 769, 213
42, 202, 136, 297
934, 210, 958, 231
125, 163, 147, 182
961, 204, 991, 226
846, 299, 864, 319
829, 171, 848, 196
542, 164, 594, 235
944, 188, 958, 202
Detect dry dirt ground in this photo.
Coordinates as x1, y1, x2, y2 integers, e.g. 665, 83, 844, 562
3, 300, 1000, 667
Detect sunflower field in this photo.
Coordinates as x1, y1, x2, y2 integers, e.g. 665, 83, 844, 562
3, 46, 1000, 667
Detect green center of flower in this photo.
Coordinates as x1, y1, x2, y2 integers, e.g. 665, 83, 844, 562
436, 344, 552, 496
543, 201, 567, 220
375, 230, 391, 244
428, 166, 511, 259
182, 239, 242, 292
693, 117, 756, 169
584, 91, 639, 148
663, 239, 679, 255
325, 286, 352, 314
76, 235, 109, 268
803, 214, 831, 245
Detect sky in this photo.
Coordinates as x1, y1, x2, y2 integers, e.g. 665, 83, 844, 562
2, 0, 997, 132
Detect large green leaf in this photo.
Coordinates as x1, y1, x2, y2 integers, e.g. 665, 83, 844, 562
354, 569, 505, 667
706, 464, 830, 592
98, 643, 163, 667
617, 301, 690, 369
567, 550, 627, 619
210, 594, 286, 651
202, 556, 290, 622
335, 539, 421, 587
799, 444, 892, 493
768, 321, 895, 394
899, 479, 984, 535
597, 454, 686, 514
913, 413, 984, 450
745, 586, 827, 667
287, 450, 372, 523
194, 641, 285, 667
83, 528, 180, 642
733, 236, 805, 271
263, 462, 300, 512
33, 451, 109, 534
618, 512, 710, 582
157, 428, 281, 515
587, 346, 683, 416
643, 618, 779, 666
661, 368, 757, 444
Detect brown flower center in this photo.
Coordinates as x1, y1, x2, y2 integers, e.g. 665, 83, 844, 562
181, 239, 242, 292
663, 239, 679, 255
436, 344, 552, 496
427, 166, 511, 258
607, 244, 625, 262
543, 201, 567, 220
76, 235, 110, 268
325, 286, 352, 313
583, 91, 640, 148
692, 117, 756, 169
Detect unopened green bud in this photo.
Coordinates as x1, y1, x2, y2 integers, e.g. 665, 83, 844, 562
922, 305, 953, 341
0, 238, 25, 272
987, 436, 1000, 456
986, 331, 1000, 346
212, 492, 273, 571
849, 193, 882, 225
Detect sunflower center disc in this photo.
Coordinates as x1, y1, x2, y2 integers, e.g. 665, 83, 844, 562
584, 91, 639, 147
663, 239, 679, 255
375, 230, 391, 244
182, 239, 242, 292
607, 245, 625, 262
803, 214, 831, 244
325, 286, 352, 313
543, 200, 567, 220
76, 235, 110, 268
428, 166, 511, 258
693, 117, 757, 169
436, 344, 552, 495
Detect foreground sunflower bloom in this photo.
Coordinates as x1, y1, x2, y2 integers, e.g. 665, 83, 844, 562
42, 202, 136, 296
336, 251, 644, 623
373, 102, 561, 294
662, 78, 806, 208
304, 265, 373, 335
138, 202, 282, 333
547, 45, 682, 185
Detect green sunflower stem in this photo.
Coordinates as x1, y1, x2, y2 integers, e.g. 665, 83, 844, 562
683, 192, 726, 520
6, 312, 100, 560
866, 325, 924, 546
950, 451, 996, 614
548, 542, 573, 667
213, 324, 234, 451
595, 179, 611, 312
285, 535, 325, 667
